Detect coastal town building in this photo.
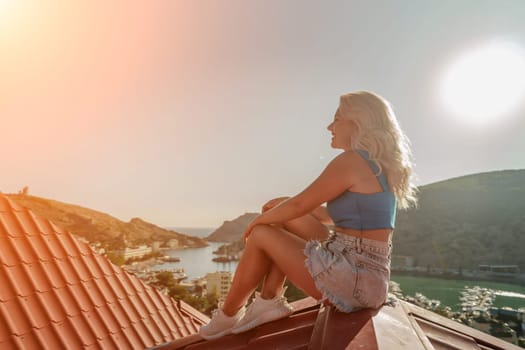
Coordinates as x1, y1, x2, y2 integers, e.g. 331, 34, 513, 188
478, 264, 521, 278
205, 271, 233, 300
152, 241, 162, 252
167, 238, 180, 249
120, 245, 153, 260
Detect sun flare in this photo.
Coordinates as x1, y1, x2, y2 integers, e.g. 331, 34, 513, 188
439, 40, 525, 126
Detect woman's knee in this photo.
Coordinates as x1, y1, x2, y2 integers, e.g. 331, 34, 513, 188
248, 224, 280, 247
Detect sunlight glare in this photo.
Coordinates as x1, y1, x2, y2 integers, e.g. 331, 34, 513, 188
440, 40, 525, 126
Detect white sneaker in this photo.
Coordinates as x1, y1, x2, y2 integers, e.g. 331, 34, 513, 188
199, 305, 246, 340
231, 289, 293, 334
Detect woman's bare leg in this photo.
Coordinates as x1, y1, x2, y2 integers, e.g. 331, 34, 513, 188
222, 224, 322, 316
283, 214, 330, 241
259, 214, 330, 299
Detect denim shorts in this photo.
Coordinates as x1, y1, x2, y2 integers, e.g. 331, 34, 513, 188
304, 231, 391, 313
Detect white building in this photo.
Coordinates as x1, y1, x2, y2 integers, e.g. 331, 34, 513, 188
167, 239, 179, 249
205, 271, 233, 300
121, 245, 152, 260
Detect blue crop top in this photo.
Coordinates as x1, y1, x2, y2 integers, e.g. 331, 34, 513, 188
326, 150, 396, 230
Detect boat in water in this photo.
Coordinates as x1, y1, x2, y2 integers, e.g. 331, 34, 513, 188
161, 255, 181, 263
212, 255, 238, 263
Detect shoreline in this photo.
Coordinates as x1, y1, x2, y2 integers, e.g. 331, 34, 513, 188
391, 269, 525, 288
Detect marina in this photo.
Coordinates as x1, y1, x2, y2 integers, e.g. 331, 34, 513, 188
391, 279, 525, 346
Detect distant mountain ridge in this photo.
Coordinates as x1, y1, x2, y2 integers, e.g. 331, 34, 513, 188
6, 194, 208, 248
394, 169, 525, 269
206, 213, 258, 242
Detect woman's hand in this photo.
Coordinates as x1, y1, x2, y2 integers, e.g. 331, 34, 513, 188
262, 196, 290, 212
243, 215, 264, 243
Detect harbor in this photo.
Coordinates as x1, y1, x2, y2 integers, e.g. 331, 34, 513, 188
390, 279, 525, 347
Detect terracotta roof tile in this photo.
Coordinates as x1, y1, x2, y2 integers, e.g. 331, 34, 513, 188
69, 282, 95, 312
0, 212, 24, 238
51, 287, 80, 318
18, 294, 49, 329
128, 293, 151, 320
0, 236, 20, 266
26, 234, 52, 261
12, 210, 40, 236
4, 265, 33, 296
121, 325, 146, 349
157, 307, 180, 336
33, 326, 64, 350
179, 300, 210, 326
94, 252, 116, 276
69, 313, 99, 344
95, 304, 122, 334
150, 312, 172, 338
0, 338, 17, 350
148, 288, 168, 311
40, 260, 67, 289
130, 318, 156, 346
83, 253, 106, 279
24, 261, 52, 292
0, 307, 12, 341
0, 298, 32, 336
44, 235, 69, 260
83, 278, 106, 307
115, 295, 141, 322
0, 194, 208, 349
12, 331, 43, 349
51, 319, 82, 348
108, 300, 132, 327
10, 236, 38, 264
106, 274, 129, 299
32, 215, 56, 236
143, 317, 165, 344
0, 266, 17, 302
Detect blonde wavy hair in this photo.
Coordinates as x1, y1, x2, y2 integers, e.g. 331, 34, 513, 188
339, 91, 417, 209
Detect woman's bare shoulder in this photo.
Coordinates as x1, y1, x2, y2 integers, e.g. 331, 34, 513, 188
329, 150, 362, 166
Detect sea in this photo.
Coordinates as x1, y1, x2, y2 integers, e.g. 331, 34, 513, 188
158, 227, 525, 311
154, 227, 239, 280
391, 275, 525, 311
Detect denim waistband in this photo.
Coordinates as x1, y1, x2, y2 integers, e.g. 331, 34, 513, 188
326, 231, 391, 255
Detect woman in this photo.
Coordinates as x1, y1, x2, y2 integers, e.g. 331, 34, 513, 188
199, 91, 417, 340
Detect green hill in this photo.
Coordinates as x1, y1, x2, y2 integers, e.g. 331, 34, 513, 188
393, 169, 525, 269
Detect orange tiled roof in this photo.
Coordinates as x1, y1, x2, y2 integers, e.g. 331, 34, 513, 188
0, 194, 209, 350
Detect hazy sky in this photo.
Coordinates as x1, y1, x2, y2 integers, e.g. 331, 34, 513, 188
2, 1, 525, 227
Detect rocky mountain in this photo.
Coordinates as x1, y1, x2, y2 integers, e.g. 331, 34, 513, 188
206, 212, 258, 242
6, 194, 208, 248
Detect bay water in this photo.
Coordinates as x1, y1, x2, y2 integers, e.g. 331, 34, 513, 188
392, 275, 525, 311
156, 227, 238, 280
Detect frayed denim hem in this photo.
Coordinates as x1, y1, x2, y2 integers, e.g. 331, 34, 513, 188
303, 240, 361, 314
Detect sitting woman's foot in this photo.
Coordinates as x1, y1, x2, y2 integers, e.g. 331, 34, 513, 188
232, 290, 293, 334
199, 306, 246, 340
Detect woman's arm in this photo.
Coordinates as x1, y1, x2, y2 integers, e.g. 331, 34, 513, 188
311, 205, 334, 226
262, 197, 333, 225
244, 152, 355, 239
